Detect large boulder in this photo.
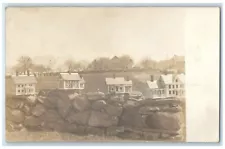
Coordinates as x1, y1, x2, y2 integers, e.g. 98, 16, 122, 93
68, 92, 79, 100
22, 104, 32, 116
92, 100, 107, 110
24, 116, 43, 127
139, 106, 160, 115
40, 109, 61, 122
6, 99, 24, 109
32, 104, 46, 117
73, 97, 91, 112
104, 104, 123, 116
88, 111, 118, 127
119, 107, 147, 128
106, 126, 125, 136
145, 112, 181, 131
43, 120, 67, 132
66, 110, 90, 125
86, 127, 105, 136
86, 92, 105, 101
8, 110, 25, 123
57, 97, 71, 118
26, 95, 37, 106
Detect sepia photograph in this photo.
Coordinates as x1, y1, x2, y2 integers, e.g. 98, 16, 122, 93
4, 6, 219, 143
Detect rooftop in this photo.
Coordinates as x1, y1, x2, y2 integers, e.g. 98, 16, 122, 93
105, 77, 132, 85
12, 75, 37, 84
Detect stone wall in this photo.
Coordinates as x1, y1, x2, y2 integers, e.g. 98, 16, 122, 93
6, 90, 185, 141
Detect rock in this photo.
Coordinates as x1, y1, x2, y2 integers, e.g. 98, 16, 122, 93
22, 104, 32, 116
57, 97, 71, 118
66, 123, 78, 133
40, 109, 61, 122
88, 111, 118, 127
8, 110, 25, 123
72, 126, 86, 135
26, 95, 37, 105
68, 92, 79, 100
86, 92, 105, 101
7, 99, 24, 109
73, 97, 91, 112
104, 104, 123, 116
32, 104, 46, 116
139, 106, 160, 114
86, 127, 105, 136
145, 112, 181, 131
43, 120, 67, 132
123, 100, 140, 108
143, 132, 160, 140
106, 126, 125, 136
119, 107, 147, 128
92, 100, 107, 110
66, 110, 90, 125
24, 116, 43, 127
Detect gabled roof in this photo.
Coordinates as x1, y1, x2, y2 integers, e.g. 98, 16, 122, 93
60, 73, 83, 81
146, 80, 158, 89
12, 75, 37, 84
160, 74, 173, 84
105, 77, 132, 85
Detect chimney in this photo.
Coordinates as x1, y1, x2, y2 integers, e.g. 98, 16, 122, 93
150, 75, 154, 82
126, 76, 130, 81
113, 73, 116, 79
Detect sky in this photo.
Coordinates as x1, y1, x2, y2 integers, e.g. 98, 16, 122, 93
6, 7, 187, 68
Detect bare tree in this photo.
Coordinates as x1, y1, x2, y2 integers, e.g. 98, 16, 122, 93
16, 56, 33, 74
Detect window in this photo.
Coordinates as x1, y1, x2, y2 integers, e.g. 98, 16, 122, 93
29, 84, 32, 86
17, 85, 20, 87
116, 86, 119, 92
176, 85, 178, 88
21, 90, 24, 92
173, 91, 175, 94
80, 83, 84, 88
120, 86, 123, 92
176, 79, 178, 82
173, 85, 175, 88
169, 91, 171, 94
169, 85, 171, 89
21, 85, 24, 87
176, 91, 178, 95
18, 90, 20, 92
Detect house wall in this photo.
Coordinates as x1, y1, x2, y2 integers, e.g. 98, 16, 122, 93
62, 80, 85, 90
15, 83, 36, 96
107, 85, 132, 93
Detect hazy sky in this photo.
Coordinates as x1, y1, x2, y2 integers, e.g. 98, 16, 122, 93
5, 7, 218, 68
6, 7, 187, 67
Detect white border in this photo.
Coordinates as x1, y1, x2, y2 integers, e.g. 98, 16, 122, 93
0, 0, 224, 148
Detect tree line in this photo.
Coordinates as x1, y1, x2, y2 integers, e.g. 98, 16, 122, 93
11, 55, 185, 74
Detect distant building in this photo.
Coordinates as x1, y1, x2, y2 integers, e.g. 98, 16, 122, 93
146, 80, 166, 99
105, 77, 132, 94
9, 73, 37, 96
158, 73, 185, 98
145, 73, 185, 99
58, 73, 85, 90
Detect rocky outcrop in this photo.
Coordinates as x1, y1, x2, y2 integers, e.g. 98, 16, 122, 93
5, 90, 185, 141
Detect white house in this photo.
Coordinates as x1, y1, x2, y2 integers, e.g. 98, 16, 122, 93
158, 73, 185, 98
11, 74, 37, 96
146, 80, 166, 99
58, 73, 85, 90
105, 77, 132, 94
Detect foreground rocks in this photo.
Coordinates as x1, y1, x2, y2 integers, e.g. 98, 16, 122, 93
5, 90, 185, 141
